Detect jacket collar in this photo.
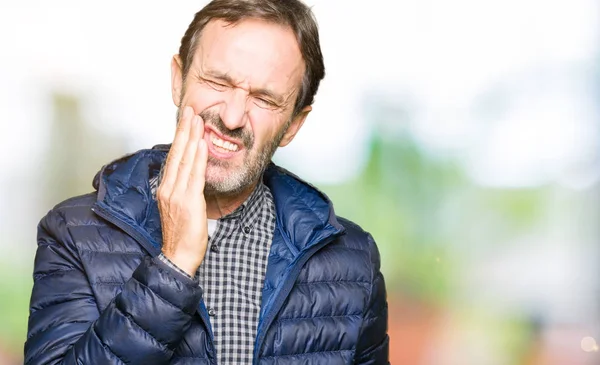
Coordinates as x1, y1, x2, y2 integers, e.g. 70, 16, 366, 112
93, 145, 345, 255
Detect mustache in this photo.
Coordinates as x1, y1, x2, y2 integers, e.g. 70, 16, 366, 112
199, 110, 254, 150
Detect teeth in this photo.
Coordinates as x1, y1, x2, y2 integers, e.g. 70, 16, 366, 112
210, 134, 239, 152
211, 135, 223, 147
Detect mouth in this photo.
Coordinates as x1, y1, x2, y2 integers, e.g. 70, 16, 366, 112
205, 126, 242, 158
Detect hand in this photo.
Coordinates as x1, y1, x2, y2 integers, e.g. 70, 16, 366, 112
157, 106, 209, 277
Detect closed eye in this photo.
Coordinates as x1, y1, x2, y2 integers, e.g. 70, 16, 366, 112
253, 96, 278, 109
203, 79, 228, 92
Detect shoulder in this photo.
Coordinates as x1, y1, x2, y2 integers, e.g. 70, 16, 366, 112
311, 216, 382, 281
39, 192, 101, 240
39, 191, 147, 267
45, 192, 98, 223
335, 216, 380, 265
35, 193, 100, 270
40, 192, 97, 231
39, 192, 121, 252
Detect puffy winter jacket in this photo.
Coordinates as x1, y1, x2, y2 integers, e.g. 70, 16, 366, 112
25, 145, 389, 364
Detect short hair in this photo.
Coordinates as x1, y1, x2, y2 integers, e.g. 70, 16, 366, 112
178, 0, 325, 116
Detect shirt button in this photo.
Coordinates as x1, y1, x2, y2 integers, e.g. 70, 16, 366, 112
242, 226, 251, 234
208, 307, 216, 316
210, 244, 219, 253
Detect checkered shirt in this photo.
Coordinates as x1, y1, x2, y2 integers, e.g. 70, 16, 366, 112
150, 174, 276, 365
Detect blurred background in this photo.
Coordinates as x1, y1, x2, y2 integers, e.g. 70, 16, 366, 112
0, 0, 599, 364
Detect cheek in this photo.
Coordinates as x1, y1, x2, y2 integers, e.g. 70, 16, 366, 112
247, 110, 287, 147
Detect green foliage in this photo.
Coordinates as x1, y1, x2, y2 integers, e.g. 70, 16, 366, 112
0, 263, 32, 353
320, 133, 549, 306
320, 135, 464, 303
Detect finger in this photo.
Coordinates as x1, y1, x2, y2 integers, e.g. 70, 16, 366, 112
173, 114, 201, 194
160, 106, 193, 191
190, 137, 209, 197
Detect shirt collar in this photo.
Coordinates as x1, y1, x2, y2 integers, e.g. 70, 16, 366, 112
218, 181, 268, 232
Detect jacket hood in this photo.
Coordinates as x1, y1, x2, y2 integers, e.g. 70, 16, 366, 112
92, 145, 345, 256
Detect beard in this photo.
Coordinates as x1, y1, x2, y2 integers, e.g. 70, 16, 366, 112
175, 106, 290, 197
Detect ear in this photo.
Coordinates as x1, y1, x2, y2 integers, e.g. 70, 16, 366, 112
171, 55, 184, 107
279, 105, 312, 147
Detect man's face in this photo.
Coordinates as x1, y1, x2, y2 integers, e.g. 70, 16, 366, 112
171, 18, 310, 196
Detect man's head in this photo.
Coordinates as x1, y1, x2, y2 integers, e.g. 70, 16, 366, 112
170, 0, 325, 196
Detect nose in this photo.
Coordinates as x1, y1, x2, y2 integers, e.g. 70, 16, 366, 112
219, 88, 248, 131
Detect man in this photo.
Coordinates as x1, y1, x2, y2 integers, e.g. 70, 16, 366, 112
25, 0, 389, 364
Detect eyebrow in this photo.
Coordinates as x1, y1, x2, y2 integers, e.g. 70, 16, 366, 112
202, 68, 285, 105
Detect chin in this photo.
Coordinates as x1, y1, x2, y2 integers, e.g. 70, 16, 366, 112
206, 161, 234, 181
204, 165, 245, 195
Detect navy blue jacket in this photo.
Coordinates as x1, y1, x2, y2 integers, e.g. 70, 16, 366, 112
25, 145, 389, 364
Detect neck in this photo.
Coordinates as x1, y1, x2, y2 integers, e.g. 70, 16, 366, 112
204, 181, 258, 219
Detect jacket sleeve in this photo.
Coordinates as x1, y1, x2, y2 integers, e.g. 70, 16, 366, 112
24, 209, 203, 365
354, 234, 390, 365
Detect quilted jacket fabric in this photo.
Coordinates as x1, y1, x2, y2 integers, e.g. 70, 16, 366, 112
25, 145, 389, 364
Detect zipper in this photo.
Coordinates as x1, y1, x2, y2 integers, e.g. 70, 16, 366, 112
252, 231, 344, 364
91, 202, 217, 360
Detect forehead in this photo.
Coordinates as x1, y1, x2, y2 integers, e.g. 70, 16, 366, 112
194, 18, 305, 96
